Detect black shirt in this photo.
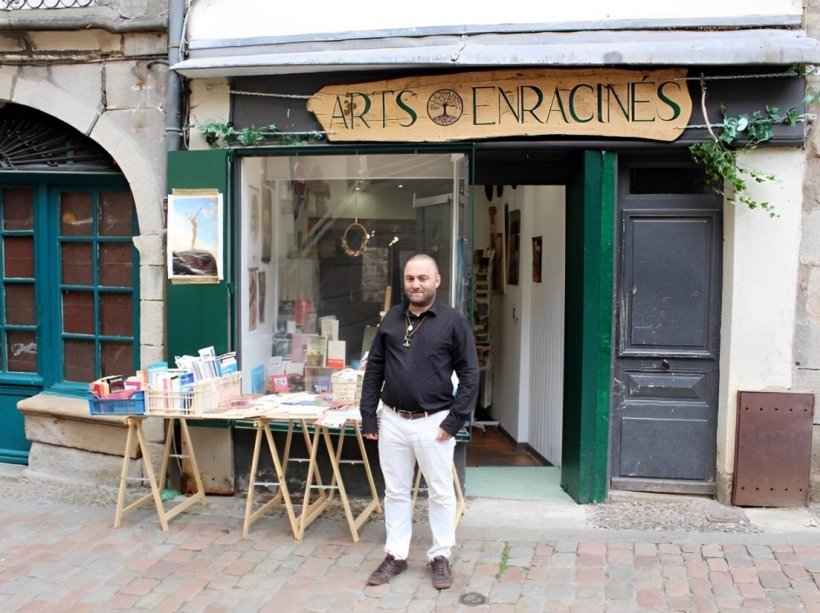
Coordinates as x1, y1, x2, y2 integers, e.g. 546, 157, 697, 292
359, 300, 479, 436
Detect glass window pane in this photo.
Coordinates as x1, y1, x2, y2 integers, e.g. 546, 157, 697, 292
6, 284, 35, 325
99, 192, 134, 237
8, 330, 37, 373
100, 244, 132, 287
4, 236, 34, 278
3, 187, 34, 231
102, 342, 133, 377
62, 243, 93, 285
238, 153, 457, 394
62, 290, 94, 334
64, 339, 95, 381
60, 192, 93, 237
101, 293, 132, 336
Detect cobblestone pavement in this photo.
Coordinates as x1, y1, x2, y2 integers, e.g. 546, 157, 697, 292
4, 473, 820, 611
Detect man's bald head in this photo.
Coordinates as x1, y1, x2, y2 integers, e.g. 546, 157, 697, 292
404, 253, 439, 275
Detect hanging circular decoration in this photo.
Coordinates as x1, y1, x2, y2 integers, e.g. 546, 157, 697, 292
341, 222, 370, 257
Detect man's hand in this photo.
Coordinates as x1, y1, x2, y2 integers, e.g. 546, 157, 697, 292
436, 429, 452, 441
364, 432, 379, 441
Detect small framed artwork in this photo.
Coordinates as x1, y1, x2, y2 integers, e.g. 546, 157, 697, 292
248, 186, 260, 266
248, 267, 258, 331
507, 208, 520, 286
532, 236, 542, 283
167, 190, 223, 281
257, 270, 266, 324
261, 186, 274, 263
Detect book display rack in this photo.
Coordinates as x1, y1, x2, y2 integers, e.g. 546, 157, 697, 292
472, 249, 499, 428
473, 248, 494, 370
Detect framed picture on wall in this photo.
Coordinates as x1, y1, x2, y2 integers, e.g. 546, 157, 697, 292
258, 270, 266, 323
489, 204, 505, 294
532, 236, 543, 283
261, 186, 273, 263
507, 208, 520, 286
167, 190, 223, 281
249, 185, 260, 266
248, 267, 258, 331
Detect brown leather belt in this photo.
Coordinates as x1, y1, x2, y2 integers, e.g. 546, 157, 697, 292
389, 406, 437, 420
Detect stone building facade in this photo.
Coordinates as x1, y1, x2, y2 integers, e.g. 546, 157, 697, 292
0, 0, 171, 482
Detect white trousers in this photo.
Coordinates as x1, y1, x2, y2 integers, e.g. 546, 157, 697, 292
378, 406, 457, 561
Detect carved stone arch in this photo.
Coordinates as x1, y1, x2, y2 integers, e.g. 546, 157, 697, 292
2, 85, 165, 234
0, 102, 117, 171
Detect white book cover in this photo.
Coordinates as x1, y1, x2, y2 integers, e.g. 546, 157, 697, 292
326, 340, 346, 368
319, 316, 339, 341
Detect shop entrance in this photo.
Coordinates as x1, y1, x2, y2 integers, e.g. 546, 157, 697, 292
470, 182, 566, 468
469, 149, 617, 503
467, 149, 599, 502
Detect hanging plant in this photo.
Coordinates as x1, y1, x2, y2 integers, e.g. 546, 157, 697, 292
196, 120, 325, 148
689, 80, 800, 218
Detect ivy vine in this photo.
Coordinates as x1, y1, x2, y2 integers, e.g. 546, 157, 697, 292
196, 120, 325, 148
689, 80, 802, 217
196, 78, 813, 219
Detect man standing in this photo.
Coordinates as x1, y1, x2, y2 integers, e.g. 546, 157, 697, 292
360, 253, 479, 590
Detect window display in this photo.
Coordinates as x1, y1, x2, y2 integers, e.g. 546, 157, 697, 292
238, 153, 469, 395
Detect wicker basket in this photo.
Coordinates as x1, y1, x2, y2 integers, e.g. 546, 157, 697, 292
331, 369, 363, 404
146, 371, 242, 416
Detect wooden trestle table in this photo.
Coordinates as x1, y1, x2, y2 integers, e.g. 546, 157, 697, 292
113, 403, 381, 543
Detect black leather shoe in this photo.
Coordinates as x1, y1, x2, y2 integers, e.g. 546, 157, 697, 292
430, 555, 453, 589
367, 554, 408, 585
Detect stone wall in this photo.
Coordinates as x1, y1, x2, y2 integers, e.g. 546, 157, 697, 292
1, 11, 170, 482
802, 0, 820, 501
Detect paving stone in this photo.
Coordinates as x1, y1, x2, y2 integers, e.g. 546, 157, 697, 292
758, 570, 791, 589
748, 545, 775, 559
5, 475, 820, 611
726, 551, 755, 568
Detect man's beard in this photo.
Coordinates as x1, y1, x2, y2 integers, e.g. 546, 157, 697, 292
408, 290, 435, 308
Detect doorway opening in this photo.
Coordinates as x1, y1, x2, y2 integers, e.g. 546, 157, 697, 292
466, 182, 567, 475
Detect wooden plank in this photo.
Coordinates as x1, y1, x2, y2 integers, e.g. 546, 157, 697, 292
308, 68, 691, 143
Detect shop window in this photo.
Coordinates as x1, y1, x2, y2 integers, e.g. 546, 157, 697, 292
0, 183, 139, 387
237, 153, 469, 394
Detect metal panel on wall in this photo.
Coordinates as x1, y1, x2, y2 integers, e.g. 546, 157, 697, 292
732, 391, 814, 507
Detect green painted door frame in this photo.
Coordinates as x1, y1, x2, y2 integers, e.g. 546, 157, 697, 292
561, 150, 616, 504
166, 149, 234, 359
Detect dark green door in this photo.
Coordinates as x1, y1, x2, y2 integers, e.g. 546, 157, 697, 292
0, 180, 139, 465
0, 387, 35, 464
0, 185, 41, 463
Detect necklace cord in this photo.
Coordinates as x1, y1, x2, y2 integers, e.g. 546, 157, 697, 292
402, 313, 428, 347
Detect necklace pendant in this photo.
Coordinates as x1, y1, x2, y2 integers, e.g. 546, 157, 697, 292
407, 323, 414, 332
402, 339, 411, 348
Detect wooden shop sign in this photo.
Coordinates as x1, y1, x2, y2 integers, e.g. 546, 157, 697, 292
307, 68, 691, 143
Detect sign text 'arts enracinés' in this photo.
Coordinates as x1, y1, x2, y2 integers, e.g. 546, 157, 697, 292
307, 68, 692, 142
